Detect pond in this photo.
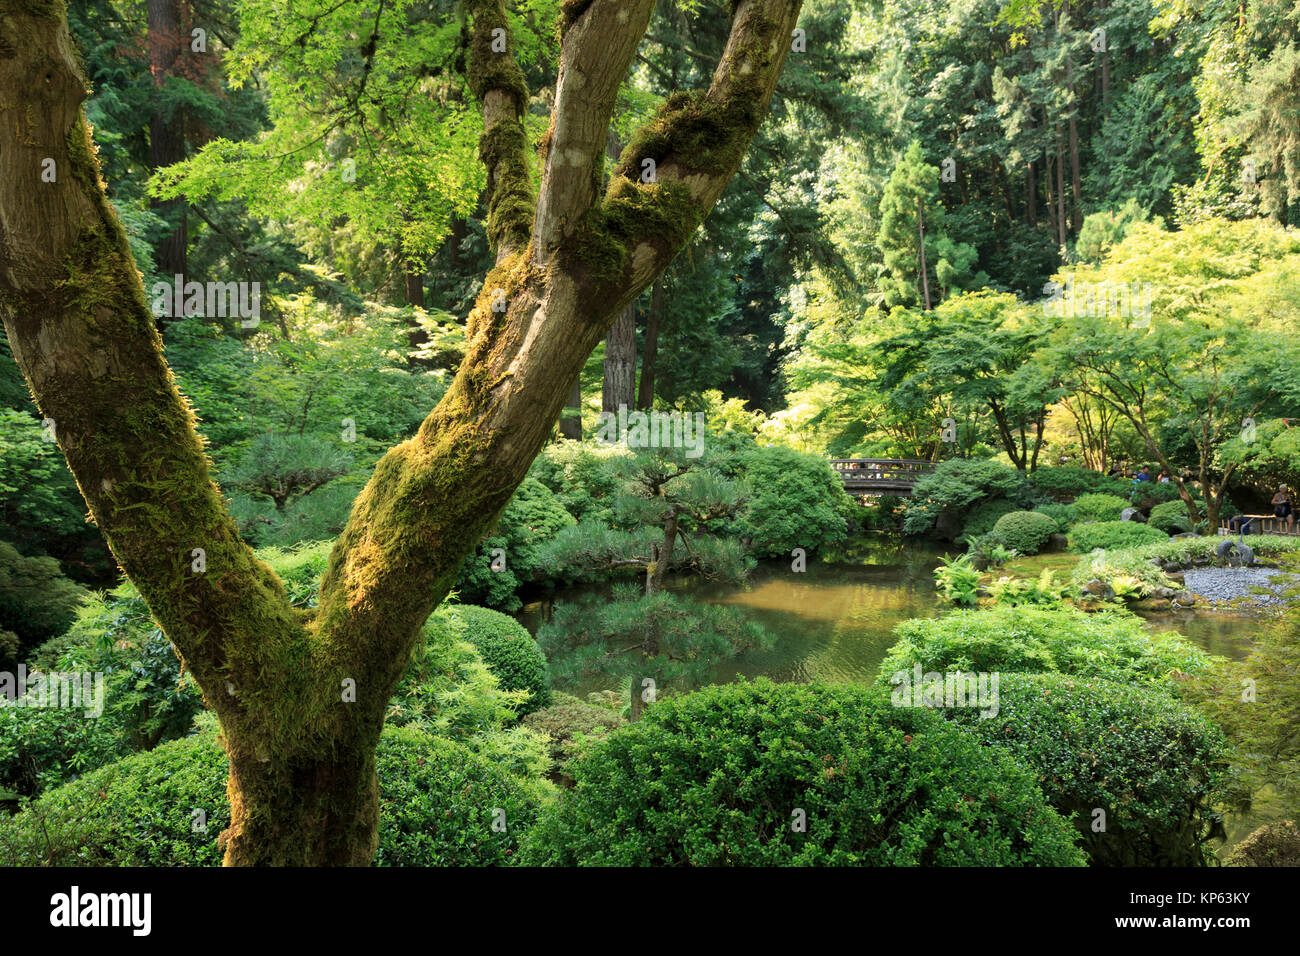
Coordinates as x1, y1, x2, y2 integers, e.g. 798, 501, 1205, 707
518, 536, 1260, 695
516, 533, 1282, 859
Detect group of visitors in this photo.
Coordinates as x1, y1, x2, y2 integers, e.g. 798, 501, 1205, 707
1106, 463, 1173, 484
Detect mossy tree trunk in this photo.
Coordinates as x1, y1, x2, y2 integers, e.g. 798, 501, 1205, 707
0, 0, 803, 864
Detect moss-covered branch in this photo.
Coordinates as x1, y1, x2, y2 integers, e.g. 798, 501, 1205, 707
466, 0, 534, 259
566, 0, 804, 296
532, 0, 657, 263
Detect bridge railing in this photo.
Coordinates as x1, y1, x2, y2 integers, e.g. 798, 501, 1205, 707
829, 459, 937, 485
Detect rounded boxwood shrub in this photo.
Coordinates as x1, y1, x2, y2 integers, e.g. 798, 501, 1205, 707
0, 724, 539, 866
1148, 500, 1195, 535
521, 692, 624, 765
438, 605, 552, 716
519, 680, 1085, 866
961, 499, 1018, 540
1226, 821, 1300, 867
1072, 493, 1131, 523
989, 510, 1059, 554
1068, 520, 1169, 553
879, 605, 1212, 687
731, 445, 853, 558
942, 673, 1227, 866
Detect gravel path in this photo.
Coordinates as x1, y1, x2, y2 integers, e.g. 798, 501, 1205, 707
1182, 567, 1299, 608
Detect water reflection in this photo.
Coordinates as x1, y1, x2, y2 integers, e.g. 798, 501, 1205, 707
519, 538, 1260, 693
517, 538, 1279, 857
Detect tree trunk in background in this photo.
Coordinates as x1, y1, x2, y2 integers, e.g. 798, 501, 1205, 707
1098, 0, 1111, 110
0, 0, 804, 864
916, 197, 932, 310
636, 278, 663, 410
559, 377, 582, 439
1067, 27, 1082, 238
601, 133, 637, 412
147, 0, 187, 315
404, 265, 424, 308
1026, 159, 1037, 227
1054, 128, 1067, 246
1068, 106, 1081, 235
401, 240, 430, 367
602, 301, 637, 412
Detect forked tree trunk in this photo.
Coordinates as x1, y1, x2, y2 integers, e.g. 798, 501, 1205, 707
0, 0, 802, 864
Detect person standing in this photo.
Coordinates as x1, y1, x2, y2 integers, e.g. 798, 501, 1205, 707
1273, 485, 1295, 533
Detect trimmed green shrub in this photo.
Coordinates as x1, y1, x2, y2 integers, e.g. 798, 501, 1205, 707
1148, 500, 1195, 535
433, 605, 551, 716
372, 725, 542, 866
1068, 520, 1169, 553
989, 510, 1059, 554
521, 693, 625, 765
961, 499, 1017, 539
519, 680, 1085, 866
1072, 493, 1132, 523
1031, 502, 1077, 532
880, 605, 1213, 687
455, 478, 576, 611
943, 673, 1227, 866
1029, 466, 1131, 499
0, 723, 540, 866
903, 459, 1030, 537
731, 445, 853, 558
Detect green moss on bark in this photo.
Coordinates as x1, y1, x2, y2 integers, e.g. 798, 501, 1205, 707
565, 178, 702, 282
466, 0, 528, 105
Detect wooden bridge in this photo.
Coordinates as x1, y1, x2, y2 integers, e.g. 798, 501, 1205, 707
830, 459, 936, 494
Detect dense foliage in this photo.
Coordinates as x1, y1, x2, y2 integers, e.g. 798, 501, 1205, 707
943, 673, 1227, 866
987, 510, 1059, 555
1068, 520, 1170, 553
520, 680, 1085, 866
881, 605, 1213, 686
0, 723, 539, 867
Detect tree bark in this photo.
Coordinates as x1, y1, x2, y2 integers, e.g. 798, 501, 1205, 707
1055, 128, 1067, 246
636, 277, 663, 409
602, 301, 637, 412
0, 0, 803, 864
916, 196, 932, 310
1026, 159, 1037, 227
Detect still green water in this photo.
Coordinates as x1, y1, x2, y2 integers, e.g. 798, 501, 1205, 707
519, 536, 1258, 694
517, 535, 1278, 857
